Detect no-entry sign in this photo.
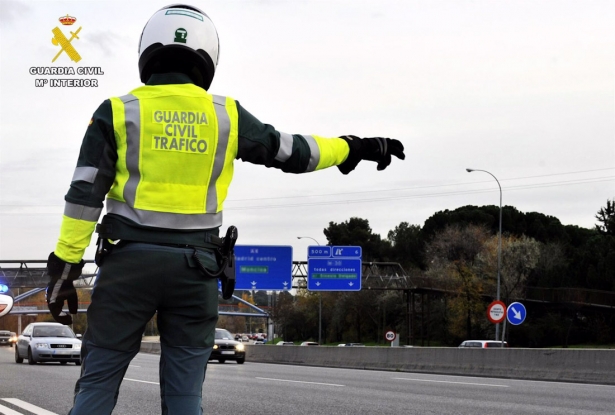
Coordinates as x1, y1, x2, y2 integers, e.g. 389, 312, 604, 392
487, 300, 506, 324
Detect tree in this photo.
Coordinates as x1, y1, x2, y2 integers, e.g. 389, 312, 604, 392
478, 235, 541, 303
324, 217, 391, 261
426, 224, 489, 265
271, 291, 297, 340
387, 222, 425, 270
528, 242, 568, 287
425, 224, 490, 339
595, 199, 615, 235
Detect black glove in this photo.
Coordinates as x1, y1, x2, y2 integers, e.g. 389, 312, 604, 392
337, 135, 405, 175
46, 252, 84, 325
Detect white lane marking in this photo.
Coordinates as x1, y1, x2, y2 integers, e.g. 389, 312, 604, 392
256, 377, 344, 387
124, 378, 159, 385
393, 378, 509, 388
1, 398, 58, 415
0, 403, 24, 415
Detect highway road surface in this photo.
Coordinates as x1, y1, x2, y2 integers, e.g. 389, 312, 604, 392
1, 345, 614, 414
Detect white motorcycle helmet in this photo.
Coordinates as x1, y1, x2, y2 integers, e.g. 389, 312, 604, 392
138, 4, 220, 90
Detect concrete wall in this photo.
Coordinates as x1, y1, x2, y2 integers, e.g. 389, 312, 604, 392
140, 342, 615, 385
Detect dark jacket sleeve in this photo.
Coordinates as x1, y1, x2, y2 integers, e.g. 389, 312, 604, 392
55, 100, 118, 262
235, 101, 349, 173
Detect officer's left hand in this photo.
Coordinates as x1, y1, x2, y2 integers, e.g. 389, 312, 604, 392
46, 252, 84, 325
338, 135, 405, 174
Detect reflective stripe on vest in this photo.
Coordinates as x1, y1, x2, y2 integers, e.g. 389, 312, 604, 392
106, 86, 237, 230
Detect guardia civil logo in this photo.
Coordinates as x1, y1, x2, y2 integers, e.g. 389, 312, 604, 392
28, 13, 105, 88
51, 15, 82, 63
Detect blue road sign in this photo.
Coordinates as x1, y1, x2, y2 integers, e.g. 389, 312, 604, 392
307, 245, 362, 291
507, 302, 527, 325
234, 245, 293, 291
307, 246, 331, 258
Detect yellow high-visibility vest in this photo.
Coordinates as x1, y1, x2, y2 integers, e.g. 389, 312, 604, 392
108, 83, 238, 230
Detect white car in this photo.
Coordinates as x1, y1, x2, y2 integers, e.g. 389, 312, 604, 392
15, 322, 82, 365
458, 340, 508, 348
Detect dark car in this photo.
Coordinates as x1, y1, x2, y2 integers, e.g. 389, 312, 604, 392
15, 322, 82, 365
210, 328, 245, 364
0, 330, 11, 347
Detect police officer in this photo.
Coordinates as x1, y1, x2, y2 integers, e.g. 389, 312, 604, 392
45, 4, 404, 415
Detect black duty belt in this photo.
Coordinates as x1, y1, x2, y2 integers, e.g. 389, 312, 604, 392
95, 226, 238, 300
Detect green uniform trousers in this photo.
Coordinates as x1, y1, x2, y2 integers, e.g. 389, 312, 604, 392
69, 242, 220, 415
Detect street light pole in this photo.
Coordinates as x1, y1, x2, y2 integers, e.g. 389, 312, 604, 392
297, 236, 323, 344
466, 168, 503, 341
297, 236, 320, 246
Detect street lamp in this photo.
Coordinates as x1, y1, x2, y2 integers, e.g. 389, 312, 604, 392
297, 236, 320, 246
466, 168, 503, 342
297, 236, 323, 345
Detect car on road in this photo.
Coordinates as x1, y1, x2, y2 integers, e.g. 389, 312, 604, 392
9, 332, 17, 347
0, 330, 11, 347
458, 340, 508, 348
300, 341, 319, 346
276, 341, 294, 346
15, 322, 82, 365
210, 328, 245, 364
337, 343, 365, 347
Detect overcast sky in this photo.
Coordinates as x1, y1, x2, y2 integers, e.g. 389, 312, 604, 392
0, 0, 613, 263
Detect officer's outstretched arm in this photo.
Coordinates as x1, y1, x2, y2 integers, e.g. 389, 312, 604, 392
236, 102, 404, 174
337, 135, 405, 174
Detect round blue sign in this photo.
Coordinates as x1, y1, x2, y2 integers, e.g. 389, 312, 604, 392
506, 302, 527, 325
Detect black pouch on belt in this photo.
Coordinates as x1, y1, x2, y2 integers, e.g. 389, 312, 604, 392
191, 226, 238, 300
94, 236, 114, 267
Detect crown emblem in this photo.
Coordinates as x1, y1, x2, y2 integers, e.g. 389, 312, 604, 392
59, 14, 77, 26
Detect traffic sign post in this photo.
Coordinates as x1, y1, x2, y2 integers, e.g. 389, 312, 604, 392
385, 330, 398, 347
233, 245, 293, 291
501, 302, 527, 347
487, 300, 506, 324
507, 302, 527, 325
307, 246, 362, 291
0, 292, 14, 318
